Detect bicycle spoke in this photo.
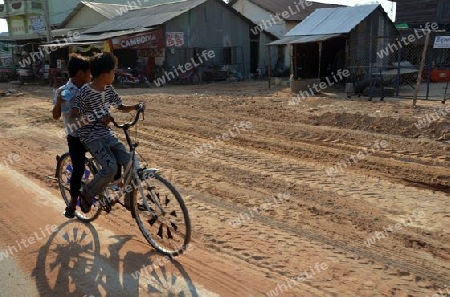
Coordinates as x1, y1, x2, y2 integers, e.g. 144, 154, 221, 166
132, 172, 191, 256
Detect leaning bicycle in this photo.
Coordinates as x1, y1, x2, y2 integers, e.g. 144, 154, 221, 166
55, 104, 191, 256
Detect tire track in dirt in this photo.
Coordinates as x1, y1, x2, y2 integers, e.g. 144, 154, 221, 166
3, 86, 450, 296
127, 126, 450, 289
146, 101, 450, 186
138, 123, 449, 230
181, 191, 439, 297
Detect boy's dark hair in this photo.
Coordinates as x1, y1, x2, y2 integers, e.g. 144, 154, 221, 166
89, 52, 118, 78
67, 53, 90, 78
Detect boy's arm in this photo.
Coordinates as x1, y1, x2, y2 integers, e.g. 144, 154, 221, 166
69, 107, 95, 128
109, 86, 141, 113
69, 91, 89, 125
117, 104, 140, 113
70, 92, 82, 120
52, 90, 63, 119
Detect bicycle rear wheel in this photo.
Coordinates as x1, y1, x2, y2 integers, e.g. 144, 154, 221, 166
56, 153, 101, 222
130, 171, 191, 257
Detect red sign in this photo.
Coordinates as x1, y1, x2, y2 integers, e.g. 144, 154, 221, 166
112, 29, 164, 50
166, 32, 184, 47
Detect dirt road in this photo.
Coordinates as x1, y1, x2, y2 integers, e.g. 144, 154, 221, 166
0, 82, 449, 297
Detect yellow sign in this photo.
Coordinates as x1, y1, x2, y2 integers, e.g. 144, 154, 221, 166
70, 42, 111, 53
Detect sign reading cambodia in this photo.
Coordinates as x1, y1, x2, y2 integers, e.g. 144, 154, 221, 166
112, 30, 164, 50
434, 36, 450, 48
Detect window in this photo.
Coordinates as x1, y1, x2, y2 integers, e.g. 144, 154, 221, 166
11, 2, 22, 10
32, 2, 42, 9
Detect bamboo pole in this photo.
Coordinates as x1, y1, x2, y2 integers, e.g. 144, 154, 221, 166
413, 30, 431, 107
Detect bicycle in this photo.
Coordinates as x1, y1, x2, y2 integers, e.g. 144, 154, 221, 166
55, 104, 191, 256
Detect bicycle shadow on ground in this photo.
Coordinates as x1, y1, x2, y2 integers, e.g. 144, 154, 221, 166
32, 220, 198, 297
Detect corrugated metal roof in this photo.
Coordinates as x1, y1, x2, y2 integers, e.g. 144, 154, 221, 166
267, 35, 298, 45
246, 0, 344, 21
267, 33, 342, 45
83, 2, 140, 19
290, 33, 342, 43
52, 27, 90, 37
59, 1, 141, 28
84, 0, 208, 34
286, 4, 380, 36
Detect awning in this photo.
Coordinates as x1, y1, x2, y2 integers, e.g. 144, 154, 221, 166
267, 34, 343, 45
39, 41, 104, 48
266, 36, 299, 45
39, 27, 156, 48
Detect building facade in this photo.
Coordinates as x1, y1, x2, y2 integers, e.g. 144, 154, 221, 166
0, 0, 45, 37
0, 0, 177, 38
395, 0, 450, 30
69, 0, 276, 80
230, 0, 343, 74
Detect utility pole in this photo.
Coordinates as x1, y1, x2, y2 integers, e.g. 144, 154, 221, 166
42, 0, 52, 42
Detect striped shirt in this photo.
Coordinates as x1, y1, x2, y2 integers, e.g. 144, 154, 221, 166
71, 84, 122, 143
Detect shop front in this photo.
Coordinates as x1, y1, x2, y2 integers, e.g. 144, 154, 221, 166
111, 29, 164, 80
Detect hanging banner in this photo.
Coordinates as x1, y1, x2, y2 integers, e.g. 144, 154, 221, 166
30, 16, 45, 34
112, 29, 164, 50
166, 32, 184, 47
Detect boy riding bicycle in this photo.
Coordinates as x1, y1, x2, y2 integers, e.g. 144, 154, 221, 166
70, 52, 142, 215
52, 54, 91, 218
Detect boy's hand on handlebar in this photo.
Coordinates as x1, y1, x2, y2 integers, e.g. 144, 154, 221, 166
102, 115, 114, 125
135, 102, 145, 111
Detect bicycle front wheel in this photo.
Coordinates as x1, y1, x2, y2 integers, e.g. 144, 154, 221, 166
130, 171, 191, 257
55, 153, 101, 222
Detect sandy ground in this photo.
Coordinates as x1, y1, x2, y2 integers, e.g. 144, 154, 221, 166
0, 81, 449, 297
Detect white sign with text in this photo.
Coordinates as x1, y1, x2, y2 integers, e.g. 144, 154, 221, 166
434, 36, 450, 48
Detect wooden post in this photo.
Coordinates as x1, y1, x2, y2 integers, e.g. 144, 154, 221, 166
43, 0, 52, 42
413, 30, 431, 107
318, 41, 322, 79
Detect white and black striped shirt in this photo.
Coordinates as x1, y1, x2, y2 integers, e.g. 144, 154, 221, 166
71, 84, 122, 143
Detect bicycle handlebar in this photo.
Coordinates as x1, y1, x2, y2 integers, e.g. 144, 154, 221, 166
111, 103, 145, 129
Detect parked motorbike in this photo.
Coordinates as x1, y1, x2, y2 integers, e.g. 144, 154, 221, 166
114, 67, 151, 88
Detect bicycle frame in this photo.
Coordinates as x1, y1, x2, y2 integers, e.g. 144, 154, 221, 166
99, 106, 163, 216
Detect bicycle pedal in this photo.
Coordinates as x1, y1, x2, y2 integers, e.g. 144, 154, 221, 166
109, 185, 121, 192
